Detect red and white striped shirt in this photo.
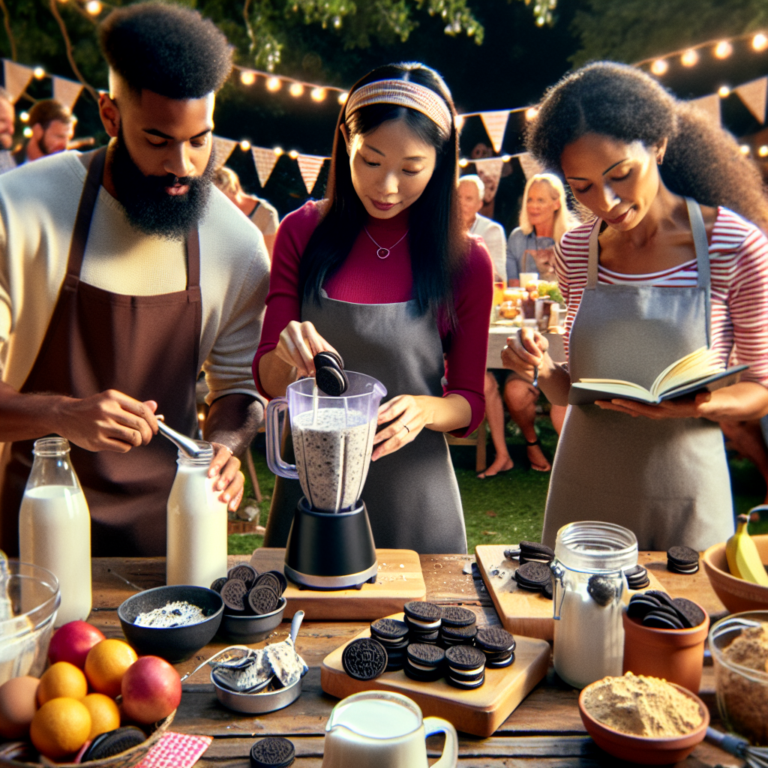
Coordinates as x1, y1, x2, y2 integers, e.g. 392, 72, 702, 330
556, 207, 768, 385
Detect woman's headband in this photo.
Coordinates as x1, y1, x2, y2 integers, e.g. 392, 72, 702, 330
344, 79, 453, 136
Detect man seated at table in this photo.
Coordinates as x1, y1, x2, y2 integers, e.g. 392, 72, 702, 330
15, 99, 74, 164
458, 174, 507, 283
0, 3, 270, 556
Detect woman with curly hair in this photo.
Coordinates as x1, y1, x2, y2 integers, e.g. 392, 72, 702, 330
254, 63, 493, 554
503, 61, 768, 550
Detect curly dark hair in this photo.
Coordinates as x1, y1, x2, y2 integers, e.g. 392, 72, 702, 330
527, 61, 768, 231
99, 2, 232, 99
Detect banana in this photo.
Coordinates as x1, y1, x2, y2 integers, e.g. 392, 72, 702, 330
725, 514, 768, 586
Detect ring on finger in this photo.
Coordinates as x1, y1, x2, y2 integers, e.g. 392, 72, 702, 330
402, 424, 411, 434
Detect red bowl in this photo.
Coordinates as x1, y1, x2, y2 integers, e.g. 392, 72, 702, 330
578, 679, 709, 764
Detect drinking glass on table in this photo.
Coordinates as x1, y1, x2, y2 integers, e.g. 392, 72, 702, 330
519, 271, 539, 290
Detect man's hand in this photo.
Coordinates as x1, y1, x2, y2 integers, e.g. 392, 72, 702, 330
208, 442, 244, 512
55, 391, 159, 452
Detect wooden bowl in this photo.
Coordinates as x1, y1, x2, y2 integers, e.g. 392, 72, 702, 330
0, 710, 175, 768
702, 535, 768, 613
578, 681, 709, 764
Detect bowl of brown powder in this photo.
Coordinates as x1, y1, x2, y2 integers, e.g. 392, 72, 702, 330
578, 673, 709, 764
710, 611, 768, 745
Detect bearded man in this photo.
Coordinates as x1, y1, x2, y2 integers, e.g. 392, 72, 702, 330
18, 100, 75, 163
0, 4, 270, 555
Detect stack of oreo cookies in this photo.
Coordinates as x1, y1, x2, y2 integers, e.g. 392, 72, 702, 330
213, 565, 287, 618
342, 637, 388, 681
404, 643, 445, 682
370, 618, 409, 671
519, 541, 555, 565
667, 546, 700, 575
403, 601, 442, 645
623, 564, 651, 590
445, 645, 486, 690
627, 591, 706, 630
475, 628, 516, 668
439, 607, 477, 648
514, 562, 553, 599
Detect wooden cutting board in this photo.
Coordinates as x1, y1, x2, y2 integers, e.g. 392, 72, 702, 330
475, 544, 667, 642
321, 613, 550, 737
250, 548, 426, 621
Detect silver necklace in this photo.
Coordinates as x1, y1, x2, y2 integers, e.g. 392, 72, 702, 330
364, 228, 409, 259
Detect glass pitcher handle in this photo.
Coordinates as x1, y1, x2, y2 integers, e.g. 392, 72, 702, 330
265, 398, 299, 480
423, 717, 458, 768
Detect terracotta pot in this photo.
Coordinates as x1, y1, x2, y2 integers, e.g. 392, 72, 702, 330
622, 606, 710, 693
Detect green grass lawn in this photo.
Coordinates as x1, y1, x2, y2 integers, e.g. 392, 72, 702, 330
228, 419, 768, 554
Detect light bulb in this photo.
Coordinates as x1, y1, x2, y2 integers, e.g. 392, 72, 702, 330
681, 49, 699, 67
753, 33, 768, 52
759, 145, 768, 157
311, 87, 326, 102
19, 111, 29, 123
273, 146, 284, 156
718, 86, 730, 98
338, 92, 348, 104
240, 140, 251, 151
714, 41, 732, 59
33, 66, 45, 79
740, 145, 750, 155
288, 149, 299, 159
289, 82, 304, 98
651, 59, 668, 76
458, 158, 469, 168
240, 70, 256, 86
525, 107, 538, 121
266, 77, 282, 92
85, 0, 102, 15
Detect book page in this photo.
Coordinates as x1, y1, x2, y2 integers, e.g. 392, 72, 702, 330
571, 380, 654, 402
653, 347, 723, 397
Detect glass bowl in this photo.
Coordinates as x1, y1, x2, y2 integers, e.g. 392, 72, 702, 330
0, 561, 60, 685
709, 610, 768, 745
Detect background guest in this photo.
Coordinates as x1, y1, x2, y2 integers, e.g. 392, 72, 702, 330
458, 174, 506, 282
507, 172, 576, 285
0, 88, 16, 175
17, 100, 75, 164
214, 166, 279, 258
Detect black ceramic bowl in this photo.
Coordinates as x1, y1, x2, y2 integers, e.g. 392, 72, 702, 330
219, 597, 287, 644
118, 585, 224, 663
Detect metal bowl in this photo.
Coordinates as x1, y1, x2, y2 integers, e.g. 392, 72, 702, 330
210, 670, 303, 714
219, 597, 286, 644
118, 585, 224, 663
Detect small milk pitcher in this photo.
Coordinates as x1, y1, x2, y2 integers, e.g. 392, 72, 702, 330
322, 691, 458, 768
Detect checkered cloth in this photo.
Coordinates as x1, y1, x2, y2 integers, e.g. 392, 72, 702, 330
136, 732, 213, 768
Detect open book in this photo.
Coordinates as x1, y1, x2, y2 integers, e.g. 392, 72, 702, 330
570, 347, 748, 405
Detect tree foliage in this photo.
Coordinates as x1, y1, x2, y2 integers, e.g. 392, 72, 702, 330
570, 0, 768, 66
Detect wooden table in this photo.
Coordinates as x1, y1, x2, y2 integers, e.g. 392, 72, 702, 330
89, 554, 739, 767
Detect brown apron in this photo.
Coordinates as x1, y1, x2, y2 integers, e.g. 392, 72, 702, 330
0, 147, 202, 556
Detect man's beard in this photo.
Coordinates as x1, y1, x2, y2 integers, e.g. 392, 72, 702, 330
39, 132, 55, 156
111, 129, 214, 241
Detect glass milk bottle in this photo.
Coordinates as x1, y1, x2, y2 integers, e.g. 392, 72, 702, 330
19, 437, 92, 626
550, 521, 637, 689
166, 444, 228, 587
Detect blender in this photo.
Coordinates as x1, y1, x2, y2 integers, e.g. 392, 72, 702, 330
266, 371, 387, 589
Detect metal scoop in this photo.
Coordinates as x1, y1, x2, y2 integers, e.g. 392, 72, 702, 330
156, 418, 208, 459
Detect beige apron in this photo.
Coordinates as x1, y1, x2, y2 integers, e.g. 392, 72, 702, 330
542, 199, 733, 551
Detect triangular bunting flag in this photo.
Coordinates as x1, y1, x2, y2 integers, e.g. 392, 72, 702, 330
296, 153, 326, 194
52, 76, 83, 111
473, 157, 504, 187
479, 110, 510, 154
251, 146, 279, 188
735, 77, 767, 123
518, 152, 544, 180
3, 60, 33, 103
212, 136, 237, 169
690, 93, 721, 126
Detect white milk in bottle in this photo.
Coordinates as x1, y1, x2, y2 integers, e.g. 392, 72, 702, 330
166, 445, 228, 587
19, 437, 92, 626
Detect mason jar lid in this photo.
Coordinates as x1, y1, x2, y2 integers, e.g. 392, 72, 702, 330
554, 521, 638, 573
176, 441, 214, 465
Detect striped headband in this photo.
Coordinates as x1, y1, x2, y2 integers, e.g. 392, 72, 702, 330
345, 79, 453, 136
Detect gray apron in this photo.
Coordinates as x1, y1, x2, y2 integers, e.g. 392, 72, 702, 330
263, 291, 467, 554
542, 199, 734, 551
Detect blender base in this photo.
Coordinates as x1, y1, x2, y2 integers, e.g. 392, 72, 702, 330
284, 498, 378, 591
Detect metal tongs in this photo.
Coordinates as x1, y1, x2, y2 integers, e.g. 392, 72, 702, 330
156, 418, 207, 459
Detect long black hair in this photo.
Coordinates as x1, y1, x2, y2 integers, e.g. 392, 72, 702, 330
298, 62, 468, 324
527, 61, 768, 231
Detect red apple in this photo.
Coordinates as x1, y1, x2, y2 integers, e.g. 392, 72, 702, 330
121, 656, 181, 724
48, 621, 105, 669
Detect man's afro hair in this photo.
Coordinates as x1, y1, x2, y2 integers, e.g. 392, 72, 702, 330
99, 2, 232, 99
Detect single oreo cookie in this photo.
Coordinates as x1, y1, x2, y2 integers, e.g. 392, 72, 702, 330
627, 594, 661, 621
519, 541, 555, 563
643, 610, 685, 630
81, 727, 146, 762
342, 638, 388, 681
672, 597, 706, 629
255, 571, 284, 597
210, 576, 228, 594
668, 546, 699, 565
221, 579, 249, 613
407, 643, 445, 667
645, 590, 678, 611
248, 585, 280, 616
515, 561, 551, 591
587, 575, 616, 607
250, 736, 296, 768
228, 564, 259, 588
371, 618, 409, 643
441, 607, 476, 628
404, 601, 442, 627
315, 350, 344, 369
441, 623, 478, 644
448, 671, 486, 689
445, 645, 486, 673
475, 627, 516, 654
486, 651, 515, 669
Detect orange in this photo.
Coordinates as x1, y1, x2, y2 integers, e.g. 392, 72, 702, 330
81, 693, 121, 740
84, 639, 138, 698
37, 661, 88, 705
30, 697, 91, 760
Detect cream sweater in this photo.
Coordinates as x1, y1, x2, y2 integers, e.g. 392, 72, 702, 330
0, 151, 270, 404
